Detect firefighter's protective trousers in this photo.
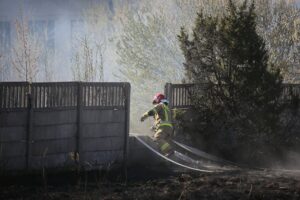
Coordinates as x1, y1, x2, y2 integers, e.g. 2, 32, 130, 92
142, 103, 173, 154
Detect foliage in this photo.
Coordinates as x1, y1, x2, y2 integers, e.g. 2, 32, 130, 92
71, 36, 105, 82
116, 2, 184, 131
256, 0, 300, 83
11, 16, 41, 82
178, 0, 299, 164
9, 8, 55, 82
115, 0, 300, 132
70, 4, 108, 82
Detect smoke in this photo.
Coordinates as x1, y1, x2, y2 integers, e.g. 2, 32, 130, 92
0, 0, 123, 82
1, 0, 299, 136
272, 151, 300, 170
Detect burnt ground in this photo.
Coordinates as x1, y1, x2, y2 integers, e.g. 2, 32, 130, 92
1, 168, 300, 200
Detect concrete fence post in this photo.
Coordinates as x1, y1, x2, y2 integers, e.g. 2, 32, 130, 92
123, 83, 131, 181
165, 83, 173, 109
165, 83, 176, 136
76, 82, 82, 166
25, 84, 33, 170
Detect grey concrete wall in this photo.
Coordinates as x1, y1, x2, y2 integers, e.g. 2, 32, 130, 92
0, 111, 27, 170
0, 82, 130, 171
128, 136, 158, 166
80, 109, 125, 167
30, 109, 77, 169
0, 108, 128, 170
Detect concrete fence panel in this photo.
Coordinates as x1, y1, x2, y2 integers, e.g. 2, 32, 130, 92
0, 82, 29, 170
0, 82, 130, 171
165, 83, 300, 109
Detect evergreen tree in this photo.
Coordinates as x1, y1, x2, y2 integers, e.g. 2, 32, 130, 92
178, 0, 296, 163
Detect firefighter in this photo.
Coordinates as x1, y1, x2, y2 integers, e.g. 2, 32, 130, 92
140, 93, 173, 156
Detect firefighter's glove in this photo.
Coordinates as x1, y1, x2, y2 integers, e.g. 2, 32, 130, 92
140, 114, 148, 122
150, 126, 155, 131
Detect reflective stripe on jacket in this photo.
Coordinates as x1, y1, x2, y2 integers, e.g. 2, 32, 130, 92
145, 103, 173, 130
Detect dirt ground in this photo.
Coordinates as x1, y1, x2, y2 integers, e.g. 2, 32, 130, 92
1, 169, 300, 200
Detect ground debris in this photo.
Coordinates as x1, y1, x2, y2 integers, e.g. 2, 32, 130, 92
1, 170, 300, 200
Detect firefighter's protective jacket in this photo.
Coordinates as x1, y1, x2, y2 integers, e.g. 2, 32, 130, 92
142, 102, 173, 131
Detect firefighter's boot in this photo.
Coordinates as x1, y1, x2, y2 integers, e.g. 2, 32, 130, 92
159, 140, 174, 157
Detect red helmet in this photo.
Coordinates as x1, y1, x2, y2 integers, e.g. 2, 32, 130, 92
152, 93, 165, 104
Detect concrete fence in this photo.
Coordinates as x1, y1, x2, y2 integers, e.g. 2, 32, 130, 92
165, 83, 300, 109
0, 82, 130, 171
